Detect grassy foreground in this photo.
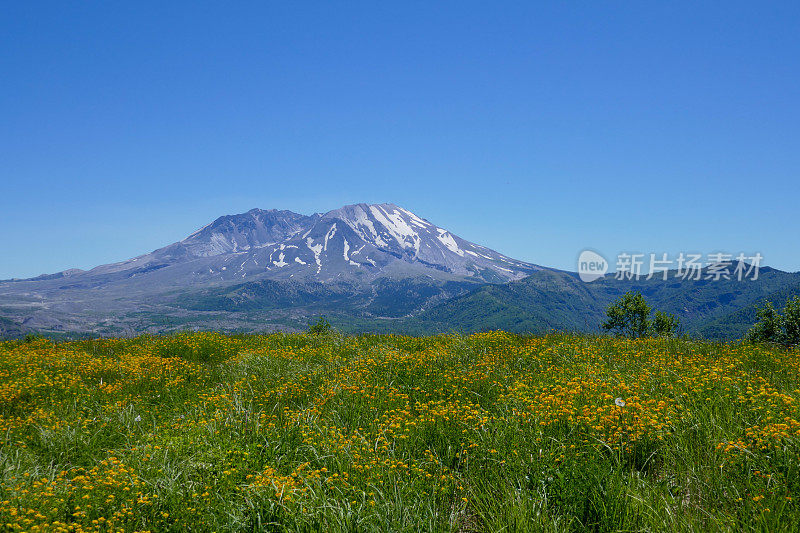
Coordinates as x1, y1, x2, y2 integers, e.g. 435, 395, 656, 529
0, 332, 798, 532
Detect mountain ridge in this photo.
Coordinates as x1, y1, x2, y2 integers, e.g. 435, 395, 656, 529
1, 203, 797, 339
3, 203, 539, 285
0, 203, 542, 335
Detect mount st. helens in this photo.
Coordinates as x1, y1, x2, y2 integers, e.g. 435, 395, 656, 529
252, 204, 536, 282
2, 203, 797, 338
10, 203, 539, 285
0, 203, 542, 334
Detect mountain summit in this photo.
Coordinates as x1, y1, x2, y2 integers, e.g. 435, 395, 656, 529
254, 203, 538, 282
61, 203, 539, 285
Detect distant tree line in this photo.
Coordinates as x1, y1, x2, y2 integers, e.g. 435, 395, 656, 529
601, 291, 799, 348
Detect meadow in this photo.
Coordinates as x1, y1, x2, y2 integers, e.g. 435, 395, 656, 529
0, 332, 798, 532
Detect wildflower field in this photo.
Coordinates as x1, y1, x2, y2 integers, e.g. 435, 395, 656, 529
1, 332, 799, 532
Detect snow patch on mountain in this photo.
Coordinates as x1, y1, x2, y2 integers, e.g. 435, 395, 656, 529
323, 224, 337, 252
369, 205, 420, 254
436, 229, 464, 257
306, 238, 323, 273
342, 238, 360, 267
273, 252, 288, 268
397, 206, 431, 228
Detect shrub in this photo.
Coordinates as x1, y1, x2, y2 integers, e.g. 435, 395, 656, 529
308, 317, 332, 335
746, 296, 800, 347
602, 291, 680, 338
653, 310, 680, 337
783, 296, 800, 347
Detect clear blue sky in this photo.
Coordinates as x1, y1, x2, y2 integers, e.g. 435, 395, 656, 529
1, 1, 798, 279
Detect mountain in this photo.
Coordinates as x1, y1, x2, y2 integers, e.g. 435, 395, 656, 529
251, 203, 537, 283
0, 203, 542, 334
0, 316, 28, 339
39, 208, 320, 284
408, 266, 800, 339
1, 202, 797, 339
9, 203, 537, 287
694, 280, 800, 339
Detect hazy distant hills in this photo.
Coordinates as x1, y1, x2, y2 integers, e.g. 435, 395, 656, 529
0, 203, 797, 339
408, 267, 800, 339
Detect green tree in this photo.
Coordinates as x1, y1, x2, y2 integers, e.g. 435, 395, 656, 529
602, 292, 652, 338
747, 296, 800, 347
746, 301, 785, 345
653, 310, 680, 337
783, 296, 800, 346
602, 291, 680, 338
307, 317, 332, 335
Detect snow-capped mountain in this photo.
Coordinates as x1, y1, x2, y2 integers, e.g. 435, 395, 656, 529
177, 208, 319, 258
78, 209, 319, 277
44, 203, 538, 286
255, 203, 537, 282
1, 203, 795, 339
0, 203, 542, 334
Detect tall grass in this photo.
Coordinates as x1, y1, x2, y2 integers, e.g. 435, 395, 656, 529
0, 331, 798, 531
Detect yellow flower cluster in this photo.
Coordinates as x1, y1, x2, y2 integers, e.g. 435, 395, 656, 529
0, 331, 797, 530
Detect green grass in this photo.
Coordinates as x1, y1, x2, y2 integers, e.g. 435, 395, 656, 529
0, 332, 798, 531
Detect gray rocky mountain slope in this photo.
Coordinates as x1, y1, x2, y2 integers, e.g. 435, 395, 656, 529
0, 203, 542, 334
